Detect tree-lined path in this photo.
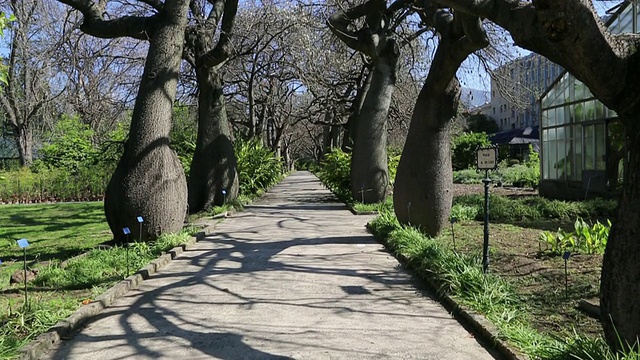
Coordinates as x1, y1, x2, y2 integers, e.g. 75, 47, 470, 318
45, 172, 498, 359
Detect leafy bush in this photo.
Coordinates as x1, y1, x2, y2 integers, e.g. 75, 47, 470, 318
38, 115, 98, 175
451, 132, 491, 171
235, 138, 283, 196
450, 204, 480, 221
453, 169, 484, 184
317, 148, 352, 199
495, 145, 540, 188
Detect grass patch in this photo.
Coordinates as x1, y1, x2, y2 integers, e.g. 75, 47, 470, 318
0, 201, 194, 358
453, 194, 617, 223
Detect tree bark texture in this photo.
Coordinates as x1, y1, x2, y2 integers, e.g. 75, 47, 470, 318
104, 0, 189, 243
342, 67, 372, 153
16, 124, 33, 167
188, 68, 239, 213
601, 114, 640, 349
350, 57, 396, 203
394, 81, 458, 235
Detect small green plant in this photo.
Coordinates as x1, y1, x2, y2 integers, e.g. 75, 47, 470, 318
450, 204, 480, 221
539, 218, 611, 255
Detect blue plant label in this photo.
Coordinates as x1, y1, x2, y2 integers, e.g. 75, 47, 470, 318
0, 259, 3, 265
563, 251, 571, 260
122, 227, 131, 235
450, 217, 458, 224
222, 189, 227, 195
17, 238, 29, 248
137, 216, 144, 223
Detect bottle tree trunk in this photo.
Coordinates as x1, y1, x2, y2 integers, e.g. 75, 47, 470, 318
393, 11, 488, 236
342, 67, 372, 153
104, 0, 189, 243
601, 112, 640, 349
394, 80, 458, 235
350, 55, 397, 204
188, 68, 239, 213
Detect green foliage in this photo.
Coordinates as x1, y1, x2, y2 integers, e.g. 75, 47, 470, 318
452, 194, 617, 222
452, 132, 491, 171
495, 145, 540, 188
540, 218, 611, 255
0, 167, 108, 202
38, 115, 98, 175
235, 138, 283, 196
317, 148, 352, 199
453, 169, 484, 184
387, 148, 401, 184
0, 297, 76, 358
316, 147, 400, 202
450, 204, 480, 221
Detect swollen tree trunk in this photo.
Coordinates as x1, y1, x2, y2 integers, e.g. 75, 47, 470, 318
15, 124, 33, 167
601, 112, 640, 350
394, 80, 458, 234
188, 69, 239, 213
350, 56, 397, 203
104, 0, 189, 243
394, 11, 488, 236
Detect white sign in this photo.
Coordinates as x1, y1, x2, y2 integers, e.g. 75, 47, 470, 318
477, 148, 498, 170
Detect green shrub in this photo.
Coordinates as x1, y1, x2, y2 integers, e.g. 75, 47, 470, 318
452, 194, 617, 222
496, 145, 540, 188
38, 115, 98, 175
453, 169, 484, 184
235, 138, 283, 196
317, 148, 352, 199
452, 132, 491, 171
450, 204, 481, 221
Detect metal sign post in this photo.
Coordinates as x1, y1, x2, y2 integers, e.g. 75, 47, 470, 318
17, 238, 30, 307
476, 147, 498, 273
123, 227, 131, 277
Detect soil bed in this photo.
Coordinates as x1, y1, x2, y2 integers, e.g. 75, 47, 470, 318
446, 184, 603, 339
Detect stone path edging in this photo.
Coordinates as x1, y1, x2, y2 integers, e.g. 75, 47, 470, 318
19, 225, 216, 360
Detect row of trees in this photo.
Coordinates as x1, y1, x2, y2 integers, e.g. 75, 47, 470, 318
7, 0, 640, 350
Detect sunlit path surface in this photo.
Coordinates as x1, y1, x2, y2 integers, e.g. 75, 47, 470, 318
46, 171, 500, 360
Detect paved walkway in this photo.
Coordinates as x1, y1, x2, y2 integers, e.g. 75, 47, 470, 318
46, 172, 499, 359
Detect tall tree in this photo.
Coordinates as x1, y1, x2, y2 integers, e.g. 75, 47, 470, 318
1, 0, 63, 166
184, 0, 240, 213
394, 2, 487, 236
432, 0, 640, 349
58, 0, 190, 242
328, 0, 403, 204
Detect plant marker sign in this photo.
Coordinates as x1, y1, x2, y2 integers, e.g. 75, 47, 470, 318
123, 227, 131, 277
17, 238, 29, 306
476, 147, 498, 273
477, 147, 498, 170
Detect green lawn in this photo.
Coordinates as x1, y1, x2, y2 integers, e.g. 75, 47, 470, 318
0, 202, 110, 288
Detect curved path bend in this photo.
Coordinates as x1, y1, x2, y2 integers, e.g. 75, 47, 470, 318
46, 171, 500, 360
